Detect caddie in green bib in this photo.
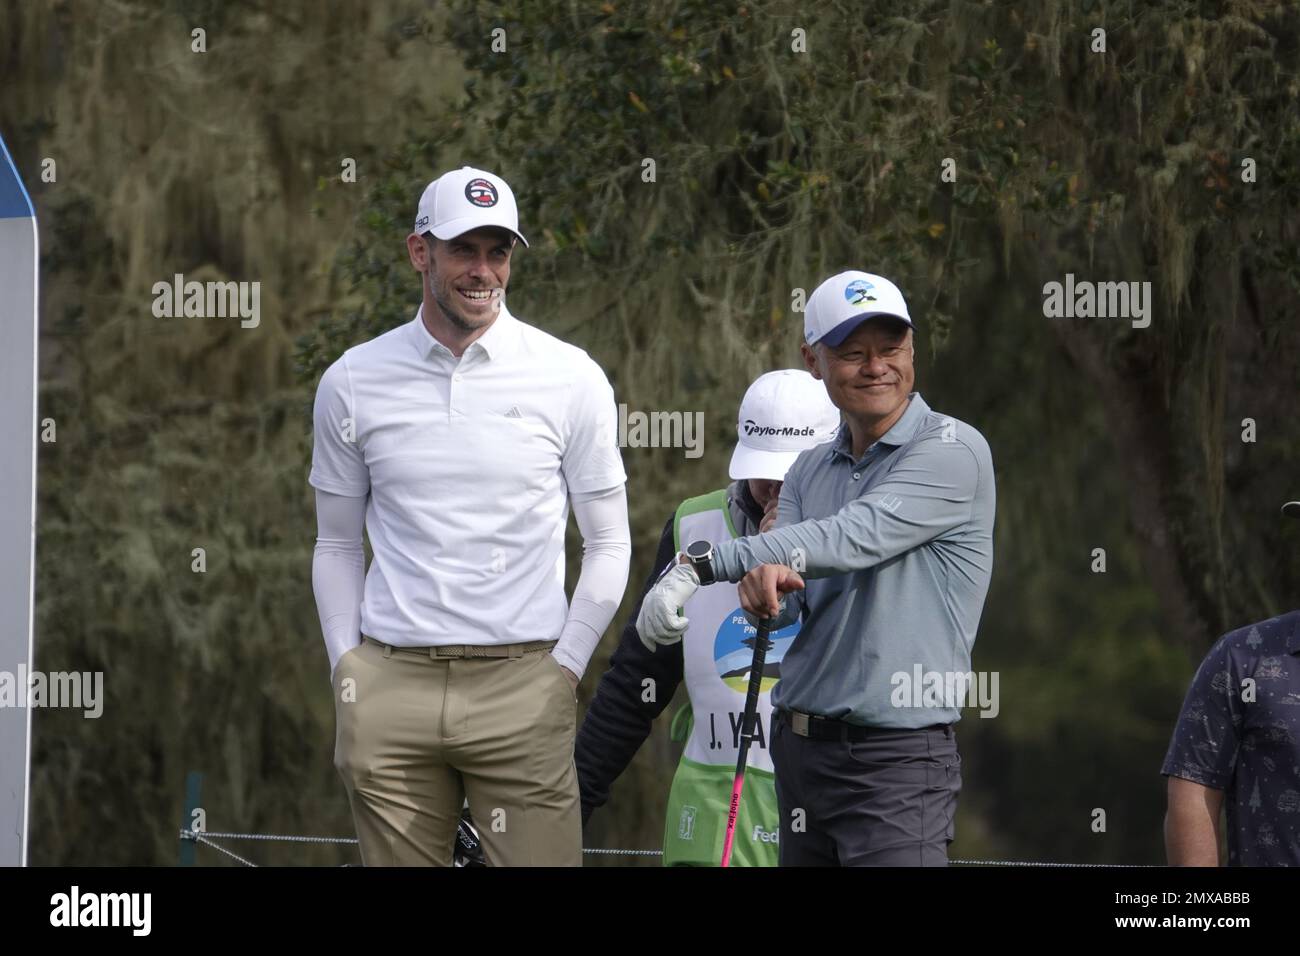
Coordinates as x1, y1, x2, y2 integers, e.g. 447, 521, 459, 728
575, 369, 841, 865
661, 488, 798, 865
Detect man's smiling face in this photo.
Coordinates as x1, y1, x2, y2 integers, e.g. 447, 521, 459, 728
809, 317, 915, 423
425, 226, 514, 332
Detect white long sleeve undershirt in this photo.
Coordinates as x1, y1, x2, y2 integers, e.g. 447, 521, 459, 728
311, 489, 367, 679
552, 483, 631, 678
310, 485, 630, 681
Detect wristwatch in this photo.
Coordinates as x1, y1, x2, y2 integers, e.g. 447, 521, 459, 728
684, 540, 717, 587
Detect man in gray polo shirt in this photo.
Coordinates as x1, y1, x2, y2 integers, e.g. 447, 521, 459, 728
638, 271, 996, 865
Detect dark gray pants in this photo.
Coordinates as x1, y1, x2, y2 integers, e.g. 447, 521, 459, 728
772, 712, 961, 866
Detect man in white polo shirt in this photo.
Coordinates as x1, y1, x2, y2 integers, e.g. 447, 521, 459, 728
310, 166, 631, 866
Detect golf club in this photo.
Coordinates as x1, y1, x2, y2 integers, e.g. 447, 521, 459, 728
721, 614, 774, 867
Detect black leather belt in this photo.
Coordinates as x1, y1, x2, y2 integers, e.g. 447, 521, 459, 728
777, 708, 951, 742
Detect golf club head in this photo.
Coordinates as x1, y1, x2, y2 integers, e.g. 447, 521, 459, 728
454, 806, 486, 867
1283, 501, 1300, 519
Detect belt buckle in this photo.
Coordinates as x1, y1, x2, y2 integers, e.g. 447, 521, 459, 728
791, 711, 811, 737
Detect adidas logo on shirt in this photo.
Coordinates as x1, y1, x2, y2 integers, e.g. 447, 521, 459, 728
504, 406, 523, 418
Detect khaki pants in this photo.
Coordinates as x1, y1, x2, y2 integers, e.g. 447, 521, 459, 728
332, 636, 581, 866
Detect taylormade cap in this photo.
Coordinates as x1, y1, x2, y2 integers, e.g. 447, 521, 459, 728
729, 370, 841, 481
804, 271, 912, 347
414, 166, 528, 247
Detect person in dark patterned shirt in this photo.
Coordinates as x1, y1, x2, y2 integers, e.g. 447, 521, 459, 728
1161, 500, 1300, 865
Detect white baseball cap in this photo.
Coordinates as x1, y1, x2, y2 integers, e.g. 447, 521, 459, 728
729, 370, 842, 481
414, 166, 528, 247
804, 271, 912, 347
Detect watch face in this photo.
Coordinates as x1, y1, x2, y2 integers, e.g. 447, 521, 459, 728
686, 540, 711, 561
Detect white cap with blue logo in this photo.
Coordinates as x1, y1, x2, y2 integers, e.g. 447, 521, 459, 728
803, 270, 913, 347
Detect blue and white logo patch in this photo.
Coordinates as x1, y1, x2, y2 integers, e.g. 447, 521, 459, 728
713, 609, 796, 693
844, 279, 877, 305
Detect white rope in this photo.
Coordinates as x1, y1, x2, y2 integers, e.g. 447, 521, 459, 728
181, 829, 358, 845
581, 847, 663, 856
183, 831, 258, 867
950, 858, 1160, 868
179, 829, 1152, 866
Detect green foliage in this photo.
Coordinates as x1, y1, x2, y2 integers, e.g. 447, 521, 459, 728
8, 0, 1299, 866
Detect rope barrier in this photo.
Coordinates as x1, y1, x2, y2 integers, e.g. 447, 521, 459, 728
183, 830, 359, 846
183, 831, 258, 868
950, 858, 1159, 868
178, 829, 1155, 866
580, 847, 663, 857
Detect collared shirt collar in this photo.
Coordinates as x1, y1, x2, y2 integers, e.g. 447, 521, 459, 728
825, 392, 932, 463
409, 302, 519, 361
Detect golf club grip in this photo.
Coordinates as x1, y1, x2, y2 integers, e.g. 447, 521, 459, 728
721, 618, 772, 867
736, 618, 771, 763
721, 774, 744, 867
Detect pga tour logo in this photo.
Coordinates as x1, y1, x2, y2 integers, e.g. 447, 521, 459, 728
678, 805, 697, 840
